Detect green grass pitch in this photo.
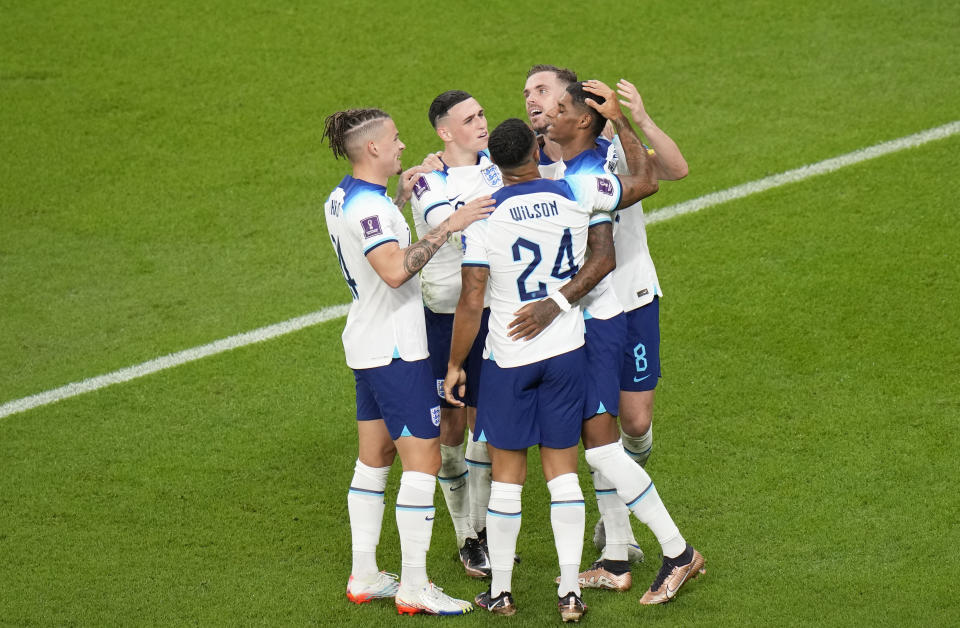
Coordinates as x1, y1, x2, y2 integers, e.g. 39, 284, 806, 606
1, 0, 958, 625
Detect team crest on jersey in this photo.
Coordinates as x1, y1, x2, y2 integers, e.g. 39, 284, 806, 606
430, 405, 441, 426
412, 176, 430, 200
360, 215, 382, 238
596, 177, 615, 196
481, 165, 502, 188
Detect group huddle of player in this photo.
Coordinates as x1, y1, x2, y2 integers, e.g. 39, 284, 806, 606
322, 65, 705, 622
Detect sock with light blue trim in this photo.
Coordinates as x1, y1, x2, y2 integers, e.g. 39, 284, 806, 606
396, 471, 436, 591
439, 443, 473, 546
465, 431, 492, 535
621, 425, 653, 467
487, 481, 522, 597
348, 459, 390, 580
585, 441, 685, 559
547, 473, 584, 597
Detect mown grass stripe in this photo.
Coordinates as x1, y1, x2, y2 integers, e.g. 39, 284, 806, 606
3, 120, 958, 421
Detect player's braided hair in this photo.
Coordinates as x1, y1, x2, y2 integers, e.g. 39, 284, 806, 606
322, 108, 390, 160
428, 90, 473, 128
566, 82, 607, 138
526, 64, 578, 85
488, 118, 536, 170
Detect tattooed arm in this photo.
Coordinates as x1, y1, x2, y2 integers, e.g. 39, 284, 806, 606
367, 195, 494, 288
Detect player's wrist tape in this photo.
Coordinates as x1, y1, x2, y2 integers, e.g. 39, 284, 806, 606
549, 292, 572, 312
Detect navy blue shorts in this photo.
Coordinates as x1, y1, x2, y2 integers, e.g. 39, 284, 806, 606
354, 358, 441, 440
475, 347, 586, 450
620, 297, 661, 392
424, 306, 489, 408
584, 313, 627, 418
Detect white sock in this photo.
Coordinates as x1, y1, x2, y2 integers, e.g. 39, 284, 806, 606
438, 444, 473, 545
396, 471, 436, 591
465, 432, 492, 534
591, 471, 632, 561
547, 473, 584, 597
621, 425, 653, 467
487, 481, 522, 597
585, 442, 686, 559
348, 460, 391, 580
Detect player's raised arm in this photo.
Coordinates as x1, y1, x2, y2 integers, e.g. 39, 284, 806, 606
582, 80, 658, 208
367, 195, 494, 288
616, 78, 688, 181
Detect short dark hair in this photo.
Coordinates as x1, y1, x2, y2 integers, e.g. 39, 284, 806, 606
321, 108, 390, 160
488, 118, 536, 170
566, 82, 606, 138
526, 64, 578, 86
428, 90, 473, 128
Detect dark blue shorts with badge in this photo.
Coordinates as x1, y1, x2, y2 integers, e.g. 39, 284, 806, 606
620, 297, 661, 392
424, 306, 490, 408
584, 312, 627, 418
475, 347, 586, 450
354, 357, 441, 440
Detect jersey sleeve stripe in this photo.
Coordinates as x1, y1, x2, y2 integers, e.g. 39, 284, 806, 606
423, 201, 452, 219
462, 261, 489, 268
363, 237, 398, 255
612, 174, 624, 209
589, 215, 613, 226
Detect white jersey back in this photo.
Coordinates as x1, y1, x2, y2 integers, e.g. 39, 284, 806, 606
462, 174, 621, 368
324, 175, 428, 369
410, 151, 503, 313
541, 136, 661, 313
543, 138, 624, 321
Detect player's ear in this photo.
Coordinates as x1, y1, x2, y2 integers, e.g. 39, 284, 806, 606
436, 125, 452, 142
367, 140, 379, 158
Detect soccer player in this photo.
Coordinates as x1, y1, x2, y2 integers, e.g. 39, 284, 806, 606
523, 63, 690, 562
409, 90, 502, 578
514, 80, 706, 603
442, 94, 658, 620
321, 107, 493, 616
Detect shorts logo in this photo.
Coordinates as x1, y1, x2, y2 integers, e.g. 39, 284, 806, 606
482, 165, 502, 187
412, 176, 430, 200
430, 406, 441, 426
360, 216, 382, 238
596, 177, 615, 196
636, 288, 649, 298
435, 379, 445, 399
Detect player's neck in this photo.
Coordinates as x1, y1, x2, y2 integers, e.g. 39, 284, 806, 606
501, 163, 540, 186
442, 143, 479, 168
351, 163, 389, 188
538, 135, 564, 162
559, 134, 597, 161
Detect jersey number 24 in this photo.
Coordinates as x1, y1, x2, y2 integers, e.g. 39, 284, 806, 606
512, 228, 578, 301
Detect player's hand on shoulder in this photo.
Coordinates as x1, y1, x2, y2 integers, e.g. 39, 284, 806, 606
582, 80, 621, 120
447, 195, 495, 231
395, 165, 434, 208
616, 78, 650, 126
421, 151, 444, 171
443, 366, 466, 407
507, 297, 563, 341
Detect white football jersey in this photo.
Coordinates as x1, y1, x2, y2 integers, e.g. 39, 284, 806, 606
541, 138, 623, 320
324, 175, 428, 369
410, 151, 503, 313
462, 174, 622, 368
542, 137, 661, 313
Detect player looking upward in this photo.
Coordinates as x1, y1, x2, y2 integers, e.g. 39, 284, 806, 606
442, 93, 658, 620
409, 90, 503, 578
321, 107, 492, 616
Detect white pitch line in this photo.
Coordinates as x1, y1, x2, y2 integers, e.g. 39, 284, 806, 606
645, 120, 960, 225
2, 120, 958, 421
0, 305, 349, 419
